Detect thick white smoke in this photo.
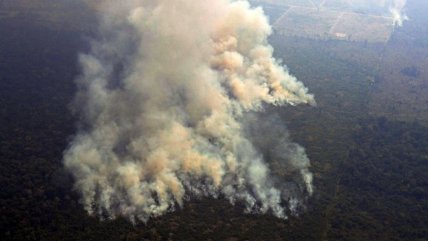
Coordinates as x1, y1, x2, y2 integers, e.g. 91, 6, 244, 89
389, 0, 408, 27
65, 0, 315, 222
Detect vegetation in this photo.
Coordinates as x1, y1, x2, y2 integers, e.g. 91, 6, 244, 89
400, 66, 421, 78
1, 0, 428, 240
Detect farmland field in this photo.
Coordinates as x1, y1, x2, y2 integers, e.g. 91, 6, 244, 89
251, 0, 396, 43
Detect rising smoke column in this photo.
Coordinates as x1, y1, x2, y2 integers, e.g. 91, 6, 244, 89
65, 0, 315, 222
390, 0, 408, 27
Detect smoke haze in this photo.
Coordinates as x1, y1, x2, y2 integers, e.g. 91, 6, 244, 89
64, 0, 315, 222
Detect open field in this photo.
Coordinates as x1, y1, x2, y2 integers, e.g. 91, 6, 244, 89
274, 7, 340, 39
330, 13, 393, 42
251, 0, 395, 43
272, 7, 394, 43
253, 0, 394, 13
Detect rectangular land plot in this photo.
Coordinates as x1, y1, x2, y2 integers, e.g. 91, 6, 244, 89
330, 13, 394, 43
274, 7, 341, 39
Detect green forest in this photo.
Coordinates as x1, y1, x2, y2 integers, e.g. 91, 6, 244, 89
1, 0, 428, 240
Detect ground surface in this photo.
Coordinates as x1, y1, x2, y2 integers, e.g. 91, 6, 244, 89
1, 0, 428, 240
252, 0, 395, 43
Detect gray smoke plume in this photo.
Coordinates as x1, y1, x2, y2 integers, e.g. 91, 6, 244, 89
64, 0, 315, 223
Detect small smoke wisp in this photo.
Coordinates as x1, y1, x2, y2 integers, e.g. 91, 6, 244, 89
64, 0, 315, 223
345, 0, 408, 26
389, 0, 408, 27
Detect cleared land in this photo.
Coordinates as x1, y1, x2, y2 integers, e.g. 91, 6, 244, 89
273, 7, 394, 43
252, 0, 395, 43
274, 7, 340, 39
331, 13, 393, 42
